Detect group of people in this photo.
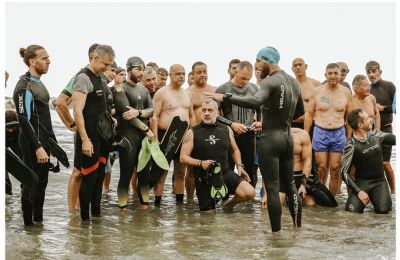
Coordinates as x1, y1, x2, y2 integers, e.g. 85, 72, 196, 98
5, 43, 396, 233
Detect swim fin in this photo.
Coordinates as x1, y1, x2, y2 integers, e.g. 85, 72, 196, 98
149, 139, 169, 171
305, 177, 338, 207
49, 138, 70, 168
209, 162, 228, 200
6, 147, 39, 188
137, 137, 152, 172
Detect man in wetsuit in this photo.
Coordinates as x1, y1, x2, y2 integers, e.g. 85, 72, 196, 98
305, 63, 353, 197
151, 64, 196, 206
13, 44, 51, 226
205, 46, 304, 232
185, 61, 217, 201
366, 61, 396, 193
352, 75, 380, 130
341, 109, 395, 213
215, 61, 261, 188
113, 56, 155, 210
180, 99, 255, 211
142, 66, 158, 98
72, 44, 115, 221
291, 58, 321, 129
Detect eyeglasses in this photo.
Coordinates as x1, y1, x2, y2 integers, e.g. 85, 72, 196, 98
341, 69, 350, 73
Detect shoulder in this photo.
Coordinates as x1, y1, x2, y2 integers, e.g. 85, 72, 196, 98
216, 82, 230, 93
207, 84, 217, 92
368, 94, 377, 103
248, 83, 259, 92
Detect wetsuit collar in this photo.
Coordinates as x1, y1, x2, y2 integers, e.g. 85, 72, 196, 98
200, 121, 218, 127
270, 69, 283, 77
25, 71, 41, 82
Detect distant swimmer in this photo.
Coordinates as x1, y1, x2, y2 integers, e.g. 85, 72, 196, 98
341, 109, 395, 213
206, 46, 304, 232
72, 45, 116, 221
351, 75, 380, 130
180, 99, 255, 211
150, 64, 196, 206
291, 57, 321, 129
305, 63, 353, 197
13, 45, 51, 226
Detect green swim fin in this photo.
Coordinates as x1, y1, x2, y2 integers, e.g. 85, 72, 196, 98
137, 137, 152, 172
149, 140, 169, 171
209, 162, 228, 200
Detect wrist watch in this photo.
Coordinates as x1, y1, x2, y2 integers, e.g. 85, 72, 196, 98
224, 93, 233, 100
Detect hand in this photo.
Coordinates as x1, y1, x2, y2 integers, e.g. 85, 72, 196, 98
231, 122, 248, 135
200, 160, 214, 170
298, 185, 306, 199
357, 191, 370, 205
376, 103, 385, 112
251, 121, 262, 132
122, 106, 140, 120
203, 92, 224, 102
82, 139, 94, 157
146, 129, 155, 140
238, 166, 251, 182
261, 191, 267, 208
36, 147, 49, 164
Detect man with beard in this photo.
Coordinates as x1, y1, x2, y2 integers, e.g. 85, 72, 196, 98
72, 45, 115, 221
180, 99, 255, 211
151, 64, 196, 206
366, 61, 396, 193
205, 46, 304, 232
113, 56, 155, 210
305, 63, 353, 197
185, 61, 217, 201
227, 59, 240, 80
215, 61, 261, 188
13, 45, 51, 226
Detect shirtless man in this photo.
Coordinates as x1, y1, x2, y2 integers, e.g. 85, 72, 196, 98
184, 62, 217, 200
151, 64, 196, 205
187, 71, 194, 87
305, 63, 353, 197
352, 75, 380, 130
291, 58, 321, 129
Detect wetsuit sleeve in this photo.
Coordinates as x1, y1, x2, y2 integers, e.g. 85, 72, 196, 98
293, 92, 305, 121
383, 83, 396, 113
225, 80, 271, 109
217, 115, 232, 126
140, 91, 154, 118
374, 131, 396, 146
13, 86, 42, 150
341, 140, 361, 194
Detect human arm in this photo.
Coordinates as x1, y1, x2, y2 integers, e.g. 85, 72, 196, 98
228, 127, 250, 182
341, 140, 365, 197
304, 91, 316, 134
298, 131, 312, 197
374, 131, 396, 146
151, 90, 163, 141
55, 92, 76, 131
180, 129, 214, 170
371, 95, 381, 130
72, 91, 93, 157
344, 90, 354, 139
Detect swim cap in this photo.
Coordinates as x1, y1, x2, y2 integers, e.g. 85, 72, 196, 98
256, 46, 280, 65
116, 67, 125, 74
111, 61, 118, 69
126, 56, 145, 71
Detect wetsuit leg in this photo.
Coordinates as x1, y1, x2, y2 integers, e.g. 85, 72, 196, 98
228, 133, 256, 187
137, 163, 150, 205
345, 179, 369, 213
369, 179, 392, 214
32, 161, 49, 222
91, 146, 108, 217
117, 130, 141, 209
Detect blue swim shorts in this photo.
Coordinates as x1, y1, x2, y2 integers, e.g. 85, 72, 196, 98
312, 125, 346, 153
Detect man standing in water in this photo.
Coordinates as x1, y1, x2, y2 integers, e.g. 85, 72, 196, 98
13, 45, 51, 226
206, 46, 304, 232
72, 45, 115, 221
305, 63, 353, 197
151, 64, 196, 206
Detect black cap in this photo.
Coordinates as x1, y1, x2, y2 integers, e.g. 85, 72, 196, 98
126, 56, 145, 71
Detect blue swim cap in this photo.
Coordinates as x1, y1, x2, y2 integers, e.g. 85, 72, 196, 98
256, 46, 280, 65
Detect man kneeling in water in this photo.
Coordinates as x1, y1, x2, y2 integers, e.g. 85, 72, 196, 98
180, 99, 255, 211
341, 109, 395, 214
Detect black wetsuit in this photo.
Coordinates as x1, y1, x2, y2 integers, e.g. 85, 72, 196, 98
224, 70, 304, 232
74, 68, 110, 220
341, 131, 395, 213
13, 72, 53, 226
5, 110, 21, 195
216, 81, 260, 187
191, 122, 243, 211
370, 79, 396, 161
113, 81, 153, 208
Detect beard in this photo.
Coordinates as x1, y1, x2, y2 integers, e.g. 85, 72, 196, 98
129, 73, 140, 84
260, 67, 269, 79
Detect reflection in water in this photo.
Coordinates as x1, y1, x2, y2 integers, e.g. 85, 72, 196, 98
5, 111, 396, 259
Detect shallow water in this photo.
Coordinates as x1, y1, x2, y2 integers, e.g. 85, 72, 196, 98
5, 111, 396, 259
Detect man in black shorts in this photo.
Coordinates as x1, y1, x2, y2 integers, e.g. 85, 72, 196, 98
341, 109, 395, 213
206, 46, 304, 232
180, 99, 255, 211
366, 61, 396, 193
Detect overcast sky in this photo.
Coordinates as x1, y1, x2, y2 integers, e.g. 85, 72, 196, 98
4, 1, 397, 98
